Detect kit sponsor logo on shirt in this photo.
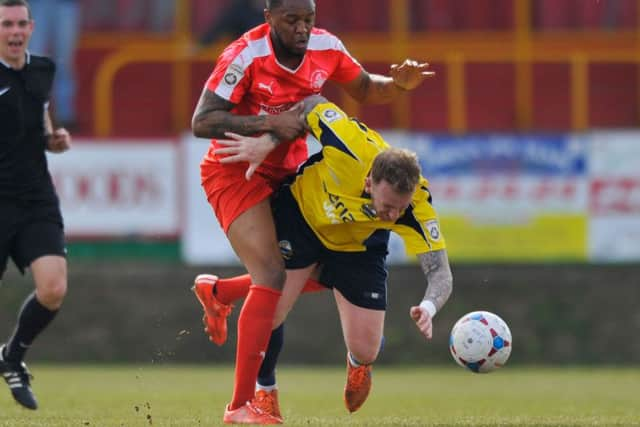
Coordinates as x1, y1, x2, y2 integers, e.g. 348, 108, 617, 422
258, 102, 295, 115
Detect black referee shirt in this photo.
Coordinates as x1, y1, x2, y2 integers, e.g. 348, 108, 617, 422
0, 52, 57, 201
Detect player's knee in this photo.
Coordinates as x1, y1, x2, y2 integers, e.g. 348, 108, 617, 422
37, 276, 67, 309
267, 267, 286, 291
255, 262, 286, 291
350, 343, 380, 365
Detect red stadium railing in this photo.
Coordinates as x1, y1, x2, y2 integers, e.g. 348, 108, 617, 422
85, 0, 640, 136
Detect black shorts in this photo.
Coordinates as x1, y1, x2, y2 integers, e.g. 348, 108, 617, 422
272, 187, 389, 311
0, 197, 66, 277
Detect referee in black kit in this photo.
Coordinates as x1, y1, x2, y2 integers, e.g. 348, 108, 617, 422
0, 0, 72, 410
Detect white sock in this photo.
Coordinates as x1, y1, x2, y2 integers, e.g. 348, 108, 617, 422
348, 352, 362, 367
256, 383, 277, 392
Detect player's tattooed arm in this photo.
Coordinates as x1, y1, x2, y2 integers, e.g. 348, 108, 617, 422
417, 249, 453, 313
192, 89, 268, 139
214, 95, 327, 179
410, 248, 451, 339
341, 60, 435, 104
342, 71, 395, 104
192, 89, 306, 142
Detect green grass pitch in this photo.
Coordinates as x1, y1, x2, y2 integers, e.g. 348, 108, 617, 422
0, 365, 638, 426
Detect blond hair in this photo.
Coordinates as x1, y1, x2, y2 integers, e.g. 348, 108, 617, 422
370, 147, 421, 194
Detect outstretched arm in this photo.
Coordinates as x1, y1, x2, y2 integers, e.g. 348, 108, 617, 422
341, 59, 435, 104
409, 249, 453, 340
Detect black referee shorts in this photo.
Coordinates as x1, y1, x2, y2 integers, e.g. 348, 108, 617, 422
272, 187, 389, 311
0, 198, 66, 277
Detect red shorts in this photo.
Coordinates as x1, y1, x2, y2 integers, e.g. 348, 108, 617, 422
201, 160, 296, 233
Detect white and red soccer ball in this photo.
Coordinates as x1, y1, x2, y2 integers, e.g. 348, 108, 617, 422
449, 311, 512, 373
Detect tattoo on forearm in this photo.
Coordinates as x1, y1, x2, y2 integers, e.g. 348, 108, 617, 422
357, 74, 372, 102
213, 114, 268, 137
417, 250, 453, 312
266, 132, 281, 146
366, 73, 396, 103
192, 90, 269, 138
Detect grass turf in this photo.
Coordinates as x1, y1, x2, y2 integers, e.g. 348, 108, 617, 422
0, 365, 638, 426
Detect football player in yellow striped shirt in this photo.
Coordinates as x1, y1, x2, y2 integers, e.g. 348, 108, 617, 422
202, 95, 453, 419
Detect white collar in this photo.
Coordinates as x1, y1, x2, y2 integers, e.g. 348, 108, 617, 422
0, 50, 31, 69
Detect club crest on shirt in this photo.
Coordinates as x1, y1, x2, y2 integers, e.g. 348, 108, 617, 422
310, 69, 328, 89
279, 240, 293, 260
224, 73, 237, 85
424, 220, 441, 241
223, 64, 243, 86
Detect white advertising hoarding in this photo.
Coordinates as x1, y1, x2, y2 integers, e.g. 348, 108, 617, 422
180, 131, 640, 265
383, 132, 589, 262
588, 132, 640, 262
181, 134, 239, 265
47, 140, 179, 237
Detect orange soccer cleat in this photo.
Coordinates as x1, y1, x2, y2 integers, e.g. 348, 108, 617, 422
343, 354, 372, 413
223, 401, 282, 425
191, 274, 234, 346
253, 389, 282, 421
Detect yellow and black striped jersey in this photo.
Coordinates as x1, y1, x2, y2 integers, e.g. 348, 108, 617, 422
287, 102, 446, 254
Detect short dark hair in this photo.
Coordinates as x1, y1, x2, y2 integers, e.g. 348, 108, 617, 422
265, 0, 283, 10
0, 0, 31, 18
266, 0, 316, 11
371, 148, 421, 194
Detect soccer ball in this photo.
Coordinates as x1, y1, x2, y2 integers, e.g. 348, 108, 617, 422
449, 311, 512, 373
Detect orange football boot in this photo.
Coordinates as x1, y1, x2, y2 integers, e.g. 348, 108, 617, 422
191, 274, 233, 346
253, 389, 282, 421
223, 401, 282, 425
343, 354, 372, 413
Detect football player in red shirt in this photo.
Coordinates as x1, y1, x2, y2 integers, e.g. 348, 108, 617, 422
191, 0, 434, 423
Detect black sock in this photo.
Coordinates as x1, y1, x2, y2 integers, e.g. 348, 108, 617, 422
5, 292, 58, 363
257, 324, 284, 387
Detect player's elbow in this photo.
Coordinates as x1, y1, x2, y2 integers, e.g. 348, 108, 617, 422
191, 113, 208, 138
431, 262, 454, 308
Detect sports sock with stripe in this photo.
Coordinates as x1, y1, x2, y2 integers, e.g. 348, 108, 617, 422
5, 292, 58, 363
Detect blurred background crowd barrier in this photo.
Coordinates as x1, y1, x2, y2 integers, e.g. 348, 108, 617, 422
2, 0, 638, 363
73, 0, 640, 136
